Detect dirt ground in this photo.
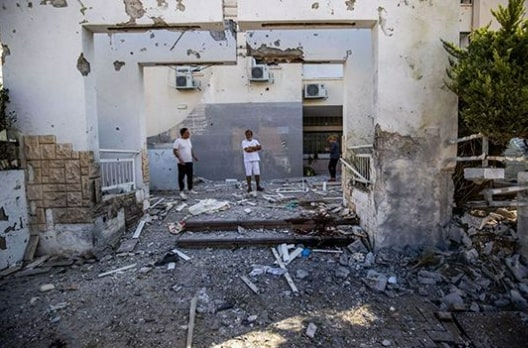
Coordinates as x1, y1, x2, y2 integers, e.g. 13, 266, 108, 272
1, 177, 527, 348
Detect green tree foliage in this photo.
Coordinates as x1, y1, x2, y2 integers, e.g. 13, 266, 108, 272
0, 83, 17, 131
443, 0, 528, 145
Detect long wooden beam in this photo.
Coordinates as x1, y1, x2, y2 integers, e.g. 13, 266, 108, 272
175, 234, 357, 248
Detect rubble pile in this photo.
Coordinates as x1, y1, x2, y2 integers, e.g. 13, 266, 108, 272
335, 208, 528, 315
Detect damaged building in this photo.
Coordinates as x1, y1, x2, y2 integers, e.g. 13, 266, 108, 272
0, 1, 527, 271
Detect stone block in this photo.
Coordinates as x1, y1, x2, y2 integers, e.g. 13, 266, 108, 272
26, 185, 42, 201
79, 152, 94, 167
56, 143, 73, 159
48, 167, 65, 184
54, 207, 92, 224
67, 192, 83, 207
464, 168, 504, 180
65, 160, 81, 183
71, 151, 80, 159
49, 159, 65, 168
88, 162, 100, 179
66, 183, 82, 192
38, 135, 56, 144
35, 208, 46, 225
24, 138, 41, 160
42, 184, 60, 192
27, 164, 42, 184
41, 144, 56, 159
43, 192, 67, 208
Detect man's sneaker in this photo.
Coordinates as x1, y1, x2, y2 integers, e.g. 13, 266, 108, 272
256, 186, 264, 192
189, 189, 198, 194
179, 192, 187, 200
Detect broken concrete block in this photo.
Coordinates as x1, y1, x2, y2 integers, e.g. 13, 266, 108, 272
363, 270, 387, 292
463, 168, 504, 180
440, 292, 464, 310
305, 322, 317, 338
188, 199, 230, 215
39, 284, 55, 292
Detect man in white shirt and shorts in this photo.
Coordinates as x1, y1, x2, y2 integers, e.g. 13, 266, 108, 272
242, 129, 264, 196
173, 127, 198, 200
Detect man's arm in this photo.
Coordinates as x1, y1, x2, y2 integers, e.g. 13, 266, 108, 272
173, 148, 184, 164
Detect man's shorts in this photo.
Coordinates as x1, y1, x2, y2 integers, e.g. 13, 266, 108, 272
244, 161, 260, 176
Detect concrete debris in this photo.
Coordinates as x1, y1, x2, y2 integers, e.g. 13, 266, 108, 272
39, 284, 55, 292
3, 176, 528, 347
305, 322, 317, 338
249, 265, 286, 276
188, 199, 230, 215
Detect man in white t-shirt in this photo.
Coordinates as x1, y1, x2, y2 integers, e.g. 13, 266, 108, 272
173, 127, 198, 200
242, 129, 264, 195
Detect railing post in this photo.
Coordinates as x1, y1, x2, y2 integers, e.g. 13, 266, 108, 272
518, 171, 528, 261
482, 136, 489, 168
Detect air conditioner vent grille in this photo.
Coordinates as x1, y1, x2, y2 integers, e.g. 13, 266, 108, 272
249, 64, 270, 82
303, 83, 328, 99
176, 76, 189, 87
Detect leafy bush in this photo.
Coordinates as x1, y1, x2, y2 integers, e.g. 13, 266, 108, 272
0, 83, 17, 131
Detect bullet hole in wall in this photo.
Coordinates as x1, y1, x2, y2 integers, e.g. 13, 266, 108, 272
116, 127, 120, 131
266, 87, 270, 91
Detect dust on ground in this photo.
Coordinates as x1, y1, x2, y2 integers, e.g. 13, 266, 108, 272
1, 176, 527, 348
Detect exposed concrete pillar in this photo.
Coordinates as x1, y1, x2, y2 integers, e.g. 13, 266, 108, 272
518, 171, 528, 261
370, 2, 459, 249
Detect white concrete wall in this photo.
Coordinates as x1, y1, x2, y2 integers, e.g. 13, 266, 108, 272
0, 3, 98, 152
82, 0, 224, 31
343, 30, 374, 146
0, 170, 29, 270
238, 0, 377, 29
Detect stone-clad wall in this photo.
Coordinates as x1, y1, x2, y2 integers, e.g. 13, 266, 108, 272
23, 135, 102, 233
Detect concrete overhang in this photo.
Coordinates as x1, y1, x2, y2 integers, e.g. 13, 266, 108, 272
239, 20, 376, 31
84, 23, 226, 34
82, 0, 225, 33
238, 0, 377, 30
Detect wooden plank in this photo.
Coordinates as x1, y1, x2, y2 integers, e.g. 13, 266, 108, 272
285, 247, 304, 265
132, 220, 146, 239
23, 235, 40, 261
186, 295, 198, 348
98, 263, 137, 278
171, 248, 191, 261
240, 275, 259, 294
182, 217, 359, 232
271, 248, 298, 293
175, 235, 357, 249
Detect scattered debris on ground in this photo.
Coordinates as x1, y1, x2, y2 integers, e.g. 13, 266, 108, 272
1, 176, 527, 347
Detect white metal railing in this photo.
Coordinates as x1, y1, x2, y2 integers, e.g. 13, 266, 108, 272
452, 134, 527, 165
99, 149, 140, 194
342, 144, 373, 188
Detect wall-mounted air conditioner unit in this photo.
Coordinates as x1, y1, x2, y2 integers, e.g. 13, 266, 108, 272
175, 73, 198, 90
249, 64, 270, 82
303, 83, 328, 99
